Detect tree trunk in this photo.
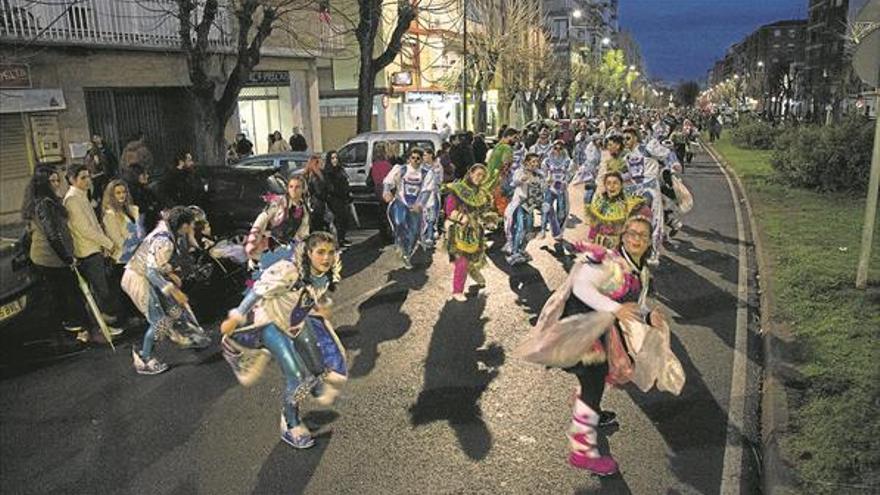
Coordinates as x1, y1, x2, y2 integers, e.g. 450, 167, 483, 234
356, 43, 376, 134
193, 98, 227, 167
472, 87, 486, 132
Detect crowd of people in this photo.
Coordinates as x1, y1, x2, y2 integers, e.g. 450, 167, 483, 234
19, 108, 699, 477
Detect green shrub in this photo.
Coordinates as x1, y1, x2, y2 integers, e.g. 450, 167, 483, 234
770, 116, 874, 193
730, 115, 781, 149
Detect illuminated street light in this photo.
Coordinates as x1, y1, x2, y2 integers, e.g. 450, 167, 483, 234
572, 9, 583, 18
757, 60, 765, 68
601, 37, 611, 46
629, 65, 636, 71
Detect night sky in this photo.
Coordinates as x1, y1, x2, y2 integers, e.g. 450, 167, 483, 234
618, 0, 808, 84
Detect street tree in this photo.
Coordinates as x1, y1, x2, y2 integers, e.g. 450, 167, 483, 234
354, 0, 418, 133
173, 0, 323, 166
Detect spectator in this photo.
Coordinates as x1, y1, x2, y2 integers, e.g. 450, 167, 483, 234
440, 122, 452, 141
370, 143, 393, 243
472, 133, 488, 164
438, 142, 455, 184
234, 133, 254, 157
121, 163, 161, 232
102, 179, 144, 321
303, 154, 332, 233
449, 133, 475, 179
156, 151, 204, 209
63, 163, 123, 340
289, 127, 308, 152
269, 130, 291, 153
85, 134, 118, 208
324, 150, 353, 247
21, 165, 87, 341
120, 132, 155, 177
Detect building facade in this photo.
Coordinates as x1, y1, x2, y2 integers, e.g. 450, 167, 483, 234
0, 0, 335, 224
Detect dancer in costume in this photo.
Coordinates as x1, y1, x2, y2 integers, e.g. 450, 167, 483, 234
124, 206, 210, 375
444, 164, 500, 301
539, 140, 574, 241
621, 127, 678, 265
420, 148, 444, 249
220, 231, 347, 449
514, 210, 684, 476
486, 128, 518, 216
572, 132, 603, 206
585, 172, 646, 249
383, 147, 436, 269
529, 128, 553, 161
503, 153, 544, 265
245, 174, 310, 271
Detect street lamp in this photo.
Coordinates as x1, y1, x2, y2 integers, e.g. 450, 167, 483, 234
629, 65, 636, 71
572, 9, 582, 19
757, 60, 764, 68
601, 36, 611, 46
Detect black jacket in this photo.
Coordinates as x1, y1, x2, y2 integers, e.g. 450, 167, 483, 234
289, 134, 308, 152
33, 197, 75, 265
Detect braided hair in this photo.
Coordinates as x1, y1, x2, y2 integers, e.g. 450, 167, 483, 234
295, 231, 340, 292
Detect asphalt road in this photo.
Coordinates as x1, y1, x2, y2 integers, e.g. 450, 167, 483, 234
0, 147, 763, 495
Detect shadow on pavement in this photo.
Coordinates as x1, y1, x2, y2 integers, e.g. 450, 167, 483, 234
340, 231, 385, 280
679, 224, 742, 247
253, 431, 333, 495
486, 248, 553, 326
336, 256, 432, 379
624, 332, 741, 495
408, 295, 503, 461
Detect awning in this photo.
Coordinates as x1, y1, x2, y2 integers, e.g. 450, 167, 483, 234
0, 89, 66, 114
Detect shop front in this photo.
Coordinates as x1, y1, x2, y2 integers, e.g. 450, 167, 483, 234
398, 91, 458, 132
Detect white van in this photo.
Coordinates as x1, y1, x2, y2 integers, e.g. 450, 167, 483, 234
336, 131, 444, 203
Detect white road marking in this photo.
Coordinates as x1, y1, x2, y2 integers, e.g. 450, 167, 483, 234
706, 146, 751, 495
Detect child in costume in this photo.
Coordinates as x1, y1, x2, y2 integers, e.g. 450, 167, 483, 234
245, 174, 310, 272
220, 231, 347, 449
585, 172, 646, 250
124, 206, 210, 375
444, 164, 500, 301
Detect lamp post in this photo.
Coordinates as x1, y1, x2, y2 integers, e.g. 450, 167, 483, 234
461, 0, 468, 131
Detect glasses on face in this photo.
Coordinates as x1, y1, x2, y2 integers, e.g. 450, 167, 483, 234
624, 230, 650, 241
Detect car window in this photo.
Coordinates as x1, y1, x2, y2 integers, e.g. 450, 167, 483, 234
338, 142, 367, 166
401, 140, 435, 155
211, 176, 242, 198
237, 159, 274, 168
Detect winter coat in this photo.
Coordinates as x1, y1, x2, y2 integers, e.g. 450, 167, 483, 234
30, 197, 75, 267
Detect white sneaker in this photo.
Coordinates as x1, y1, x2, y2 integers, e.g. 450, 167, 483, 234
108, 326, 124, 337
132, 349, 169, 375
501, 242, 513, 255
451, 293, 467, 302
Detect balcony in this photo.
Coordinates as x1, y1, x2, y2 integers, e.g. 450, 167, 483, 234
0, 0, 342, 56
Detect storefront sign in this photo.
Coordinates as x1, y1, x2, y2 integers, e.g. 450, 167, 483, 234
0, 64, 31, 88
405, 92, 447, 104
246, 70, 290, 87
391, 71, 413, 87
0, 89, 66, 114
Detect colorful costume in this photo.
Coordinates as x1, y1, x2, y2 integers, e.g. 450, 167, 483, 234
384, 163, 436, 267
443, 169, 499, 296
123, 221, 209, 374
420, 158, 445, 248
540, 151, 573, 240
621, 140, 677, 262
503, 166, 543, 264
585, 191, 645, 250
514, 243, 684, 476
221, 243, 347, 448
572, 136, 602, 205
245, 193, 310, 271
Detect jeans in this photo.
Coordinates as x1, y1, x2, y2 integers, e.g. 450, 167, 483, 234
510, 206, 534, 256
388, 199, 422, 258
541, 188, 569, 238
76, 253, 119, 321
33, 264, 86, 328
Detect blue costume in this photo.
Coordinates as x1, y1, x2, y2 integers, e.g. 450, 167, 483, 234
221, 243, 347, 449
383, 163, 436, 266
540, 150, 573, 240
503, 166, 543, 264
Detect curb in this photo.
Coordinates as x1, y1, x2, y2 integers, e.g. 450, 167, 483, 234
703, 141, 801, 495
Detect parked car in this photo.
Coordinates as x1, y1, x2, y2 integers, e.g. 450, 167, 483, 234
0, 238, 36, 333
336, 131, 444, 203
198, 165, 286, 239
232, 151, 313, 176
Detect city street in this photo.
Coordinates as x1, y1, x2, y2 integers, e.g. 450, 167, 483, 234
0, 148, 764, 494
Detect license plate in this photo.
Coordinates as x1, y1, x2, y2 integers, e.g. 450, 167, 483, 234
0, 295, 26, 322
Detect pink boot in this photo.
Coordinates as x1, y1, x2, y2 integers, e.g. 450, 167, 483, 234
567, 398, 619, 476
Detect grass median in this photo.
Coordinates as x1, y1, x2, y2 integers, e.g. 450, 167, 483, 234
711, 133, 880, 493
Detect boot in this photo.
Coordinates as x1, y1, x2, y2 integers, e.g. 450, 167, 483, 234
568, 398, 618, 476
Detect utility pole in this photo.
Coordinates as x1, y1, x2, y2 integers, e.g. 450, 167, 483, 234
856, 89, 880, 289
461, 0, 468, 131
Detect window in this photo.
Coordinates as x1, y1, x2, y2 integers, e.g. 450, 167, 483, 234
774, 29, 781, 37
338, 142, 367, 166
834, 0, 843, 6
551, 18, 568, 39
788, 29, 796, 37
400, 140, 435, 156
